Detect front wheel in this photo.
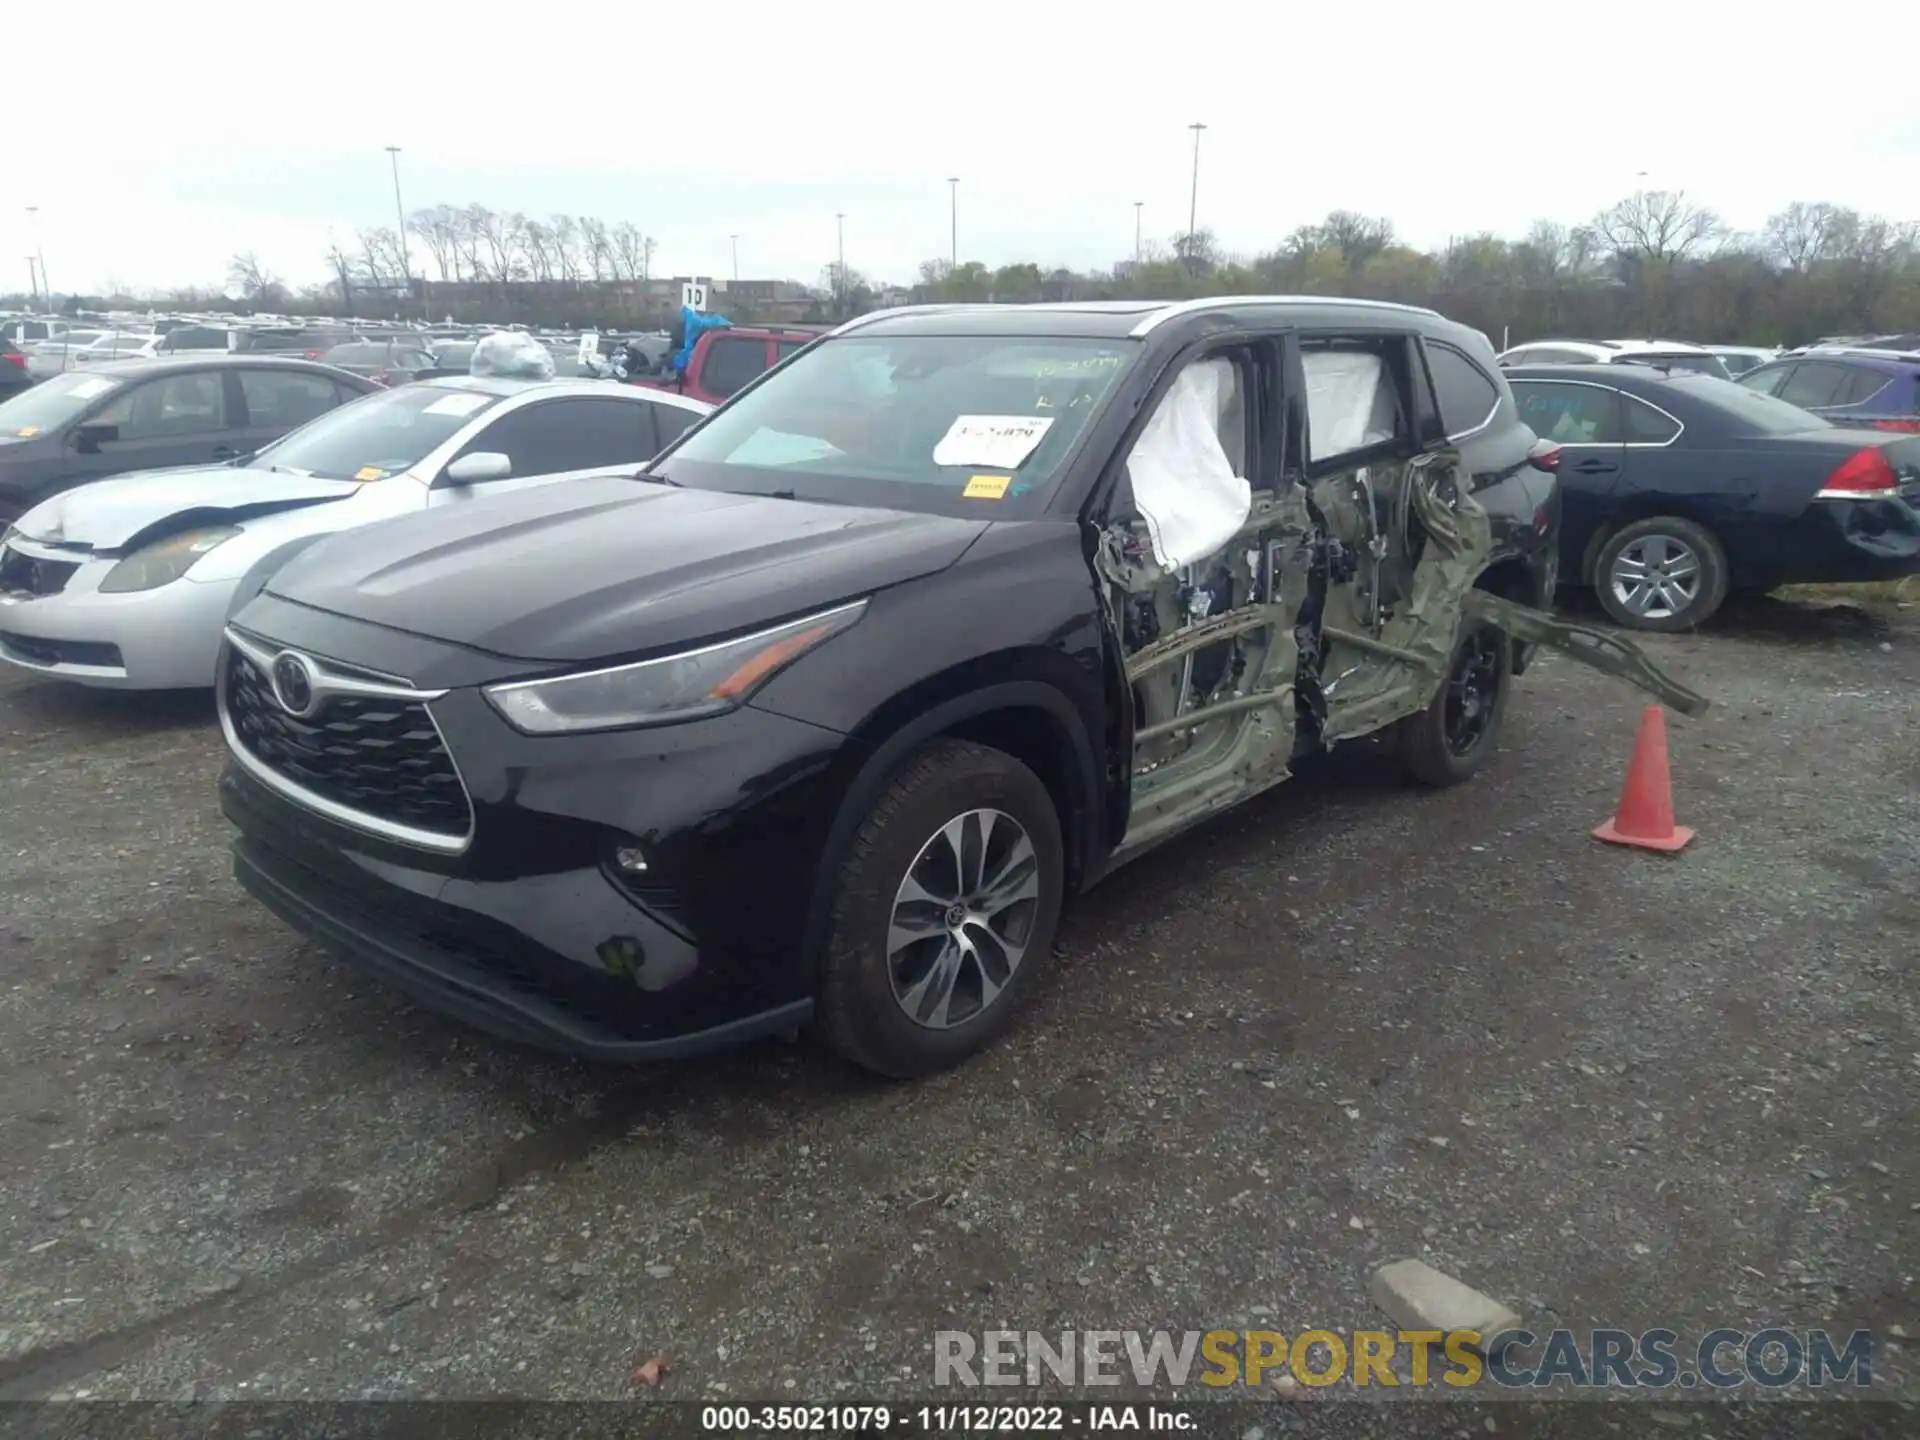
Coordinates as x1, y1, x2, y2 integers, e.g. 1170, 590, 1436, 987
816, 739, 1064, 1078
1396, 621, 1512, 787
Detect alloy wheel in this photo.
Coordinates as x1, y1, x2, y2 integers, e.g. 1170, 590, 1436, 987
887, 808, 1040, 1030
1609, 533, 1702, 621
1443, 628, 1503, 758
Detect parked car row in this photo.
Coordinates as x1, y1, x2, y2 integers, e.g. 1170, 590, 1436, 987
0, 297, 1914, 1081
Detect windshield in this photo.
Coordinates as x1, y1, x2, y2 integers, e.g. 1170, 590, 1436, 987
1669, 374, 1832, 435
657, 334, 1135, 515
249, 383, 505, 481
0, 371, 125, 437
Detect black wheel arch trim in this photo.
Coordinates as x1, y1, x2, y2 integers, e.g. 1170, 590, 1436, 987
794, 680, 1106, 983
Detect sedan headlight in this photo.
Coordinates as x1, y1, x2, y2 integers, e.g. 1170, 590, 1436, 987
99, 527, 241, 593
484, 600, 867, 735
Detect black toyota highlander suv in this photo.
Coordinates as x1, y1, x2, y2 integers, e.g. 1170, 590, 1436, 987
217, 297, 1704, 1077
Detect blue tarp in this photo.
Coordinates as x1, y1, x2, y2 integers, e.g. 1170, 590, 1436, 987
671, 306, 731, 373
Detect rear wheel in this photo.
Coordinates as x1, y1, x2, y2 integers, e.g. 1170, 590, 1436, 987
1396, 621, 1512, 787
1594, 516, 1729, 631
816, 739, 1064, 1078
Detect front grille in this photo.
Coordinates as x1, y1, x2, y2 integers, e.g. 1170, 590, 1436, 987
0, 544, 80, 596
224, 645, 470, 842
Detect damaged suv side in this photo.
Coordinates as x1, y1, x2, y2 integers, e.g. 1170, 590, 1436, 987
218, 298, 1704, 1079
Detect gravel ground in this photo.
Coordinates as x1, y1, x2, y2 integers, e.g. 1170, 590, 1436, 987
0, 592, 1915, 1422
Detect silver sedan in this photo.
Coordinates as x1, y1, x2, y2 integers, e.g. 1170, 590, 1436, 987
0, 376, 710, 688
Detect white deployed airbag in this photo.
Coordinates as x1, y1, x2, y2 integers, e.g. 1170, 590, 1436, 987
1125, 357, 1251, 570
1303, 350, 1394, 458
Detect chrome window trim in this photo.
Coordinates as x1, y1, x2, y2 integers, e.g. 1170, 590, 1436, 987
218, 626, 474, 855
1508, 377, 1685, 449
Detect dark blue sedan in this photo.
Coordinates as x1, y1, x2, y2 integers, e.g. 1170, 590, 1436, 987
1506, 363, 1920, 630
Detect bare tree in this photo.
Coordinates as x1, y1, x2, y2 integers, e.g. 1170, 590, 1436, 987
355, 227, 408, 287
1172, 227, 1221, 277
579, 217, 614, 281
521, 219, 556, 283
324, 241, 358, 313
1762, 201, 1846, 274
1593, 189, 1723, 262
1320, 211, 1397, 272
1512, 220, 1571, 285
454, 205, 489, 281
610, 221, 652, 282
550, 215, 584, 283
226, 251, 278, 299
409, 205, 462, 281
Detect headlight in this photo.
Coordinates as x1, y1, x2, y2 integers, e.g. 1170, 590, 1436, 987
483, 599, 867, 735
99, 527, 241, 593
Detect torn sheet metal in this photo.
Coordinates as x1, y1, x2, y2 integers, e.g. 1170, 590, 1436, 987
1462, 591, 1711, 717
1317, 452, 1495, 744
1303, 350, 1396, 460
1122, 357, 1252, 570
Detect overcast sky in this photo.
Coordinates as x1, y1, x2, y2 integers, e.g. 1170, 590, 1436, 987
6, 1, 1916, 297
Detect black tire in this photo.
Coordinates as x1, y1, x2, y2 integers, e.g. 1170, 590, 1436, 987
816, 738, 1064, 1079
1396, 620, 1513, 787
1592, 516, 1729, 632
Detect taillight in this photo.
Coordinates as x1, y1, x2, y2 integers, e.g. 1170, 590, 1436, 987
1816, 446, 1899, 499
1, 352, 23, 368
301, 349, 323, 359
1866, 417, 1920, 434
1529, 443, 1562, 473
369, 370, 392, 386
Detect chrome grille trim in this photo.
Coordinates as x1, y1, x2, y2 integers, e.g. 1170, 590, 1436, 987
217, 626, 475, 855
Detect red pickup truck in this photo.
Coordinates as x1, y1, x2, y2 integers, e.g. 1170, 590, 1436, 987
636, 324, 828, 406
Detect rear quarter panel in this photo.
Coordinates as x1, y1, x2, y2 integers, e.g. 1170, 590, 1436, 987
1613, 442, 1834, 588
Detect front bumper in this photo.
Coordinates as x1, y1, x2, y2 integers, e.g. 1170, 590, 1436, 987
0, 552, 234, 688
231, 826, 812, 1060
215, 612, 861, 1060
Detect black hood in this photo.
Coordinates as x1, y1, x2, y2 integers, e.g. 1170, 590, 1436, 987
263, 475, 991, 663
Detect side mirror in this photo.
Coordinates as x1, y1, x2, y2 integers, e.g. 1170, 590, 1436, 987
443, 450, 512, 485
72, 423, 120, 453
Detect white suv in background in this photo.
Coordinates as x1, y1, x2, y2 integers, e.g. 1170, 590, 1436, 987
1494, 338, 1732, 380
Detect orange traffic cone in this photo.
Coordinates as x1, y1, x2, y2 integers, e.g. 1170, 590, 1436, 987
1593, 704, 1695, 853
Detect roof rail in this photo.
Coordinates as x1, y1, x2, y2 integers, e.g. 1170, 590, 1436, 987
1129, 294, 1442, 338
829, 303, 974, 337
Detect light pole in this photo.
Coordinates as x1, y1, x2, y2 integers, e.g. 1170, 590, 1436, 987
1186, 123, 1207, 247
1134, 201, 1144, 263
383, 146, 411, 314
836, 212, 847, 312
25, 207, 48, 305
24, 257, 37, 308
947, 177, 959, 267
730, 234, 740, 282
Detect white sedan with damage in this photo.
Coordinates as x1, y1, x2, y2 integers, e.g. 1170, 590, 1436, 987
0, 374, 710, 689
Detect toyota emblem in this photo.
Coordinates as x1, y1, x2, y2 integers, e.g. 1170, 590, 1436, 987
269, 650, 319, 717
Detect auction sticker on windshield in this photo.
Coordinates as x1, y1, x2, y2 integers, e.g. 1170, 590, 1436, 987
933, 415, 1053, 470
68, 378, 115, 400
13, 427, 37, 438
422, 392, 490, 417
961, 474, 1012, 499
353, 466, 386, 482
